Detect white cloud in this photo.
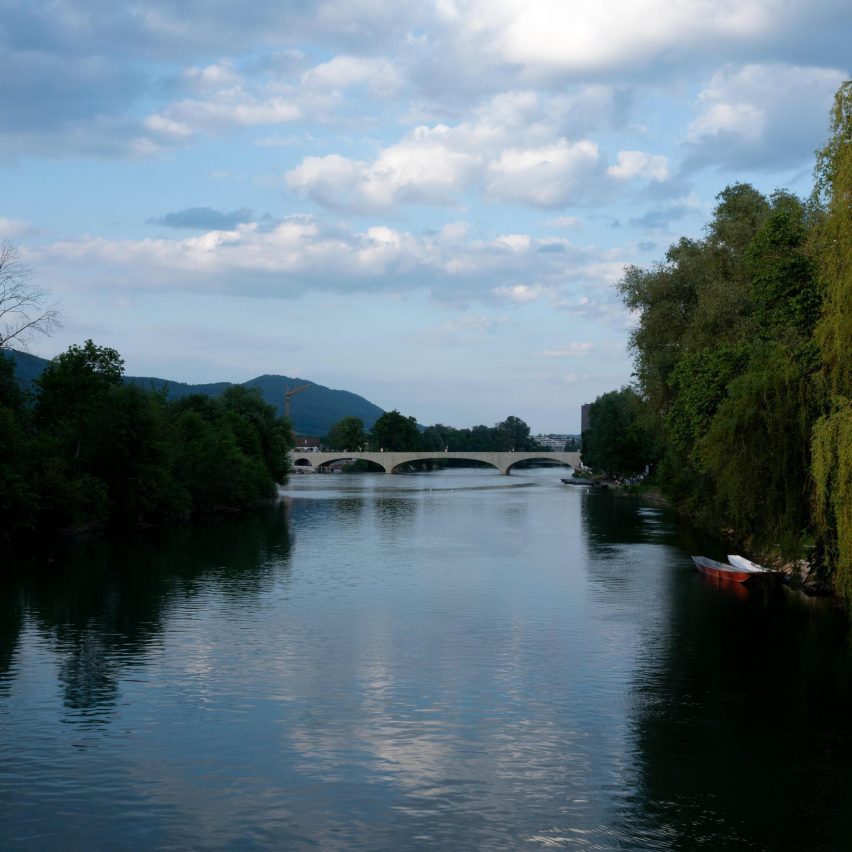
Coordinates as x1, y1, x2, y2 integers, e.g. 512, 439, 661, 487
492, 283, 547, 303
0, 218, 33, 238
488, 0, 770, 72
486, 139, 601, 206
301, 55, 401, 95
445, 0, 847, 77
286, 124, 483, 209
685, 63, 847, 170
145, 93, 301, 139
284, 86, 643, 211
29, 215, 630, 313
607, 150, 669, 182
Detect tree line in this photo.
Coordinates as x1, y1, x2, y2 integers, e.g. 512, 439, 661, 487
581, 83, 851, 597
323, 412, 545, 453
1, 340, 294, 544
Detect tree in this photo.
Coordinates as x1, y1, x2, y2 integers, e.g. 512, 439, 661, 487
0, 352, 37, 539
811, 81, 852, 598
370, 409, 419, 451
325, 416, 368, 451
699, 344, 815, 556
35, 340, 125, 458
581, 388, 655, 479
494, 415, 536, 451
0, 240, 60, 350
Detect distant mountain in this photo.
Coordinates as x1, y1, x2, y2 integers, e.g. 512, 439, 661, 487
3, 349, 385, 436
3, 350, 47, 392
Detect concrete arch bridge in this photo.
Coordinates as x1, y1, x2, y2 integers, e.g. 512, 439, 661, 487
289, 450, 581, 476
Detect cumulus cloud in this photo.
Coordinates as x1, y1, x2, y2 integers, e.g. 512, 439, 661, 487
1, 0, 849, 159
29, 215, 631, 314
284, 89, 650, 211
685, 63, 847, 170
607, 150, 669, 181
440, 0, 851, 78
485, 140, 601, 207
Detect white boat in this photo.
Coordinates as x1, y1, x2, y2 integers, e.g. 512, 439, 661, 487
727, 554, 771, 573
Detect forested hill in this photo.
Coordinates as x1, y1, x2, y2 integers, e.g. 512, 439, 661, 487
5, 350, 385, 436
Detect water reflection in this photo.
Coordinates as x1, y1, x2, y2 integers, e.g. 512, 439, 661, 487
1, 504, 291, 716
2, 474, 852, 850
620, 547, 852, 850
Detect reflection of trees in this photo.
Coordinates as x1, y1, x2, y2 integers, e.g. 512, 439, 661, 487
580, 492, 713, 555
579, 493, 852, 848
0, 577, 24, 690
373, 496, 416, 530
0, 504, 291, 714
618, 559, 852, 849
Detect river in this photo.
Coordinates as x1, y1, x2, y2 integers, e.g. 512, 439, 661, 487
1, 467, 851, 850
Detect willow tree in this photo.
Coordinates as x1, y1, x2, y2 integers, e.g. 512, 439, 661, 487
811, 82, 852, 598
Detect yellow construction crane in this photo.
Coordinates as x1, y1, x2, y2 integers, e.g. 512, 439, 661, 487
284, 383, 311, 419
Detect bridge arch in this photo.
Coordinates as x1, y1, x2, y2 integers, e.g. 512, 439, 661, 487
504, 454, 576, 474
311, 455, 389, 473
387, 455, 499, 475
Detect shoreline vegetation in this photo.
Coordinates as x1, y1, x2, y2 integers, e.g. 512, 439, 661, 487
1, 340, 294, 548
580, 82, 851, 603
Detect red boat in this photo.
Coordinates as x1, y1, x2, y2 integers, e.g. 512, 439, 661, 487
691, 555, 761, 583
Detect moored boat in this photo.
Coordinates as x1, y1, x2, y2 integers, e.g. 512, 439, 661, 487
561, 477, 593, 486
727, 554, 771, 573
691, 555, 763, 583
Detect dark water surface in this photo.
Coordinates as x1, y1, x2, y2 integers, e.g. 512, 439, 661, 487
2, 468, 851, 850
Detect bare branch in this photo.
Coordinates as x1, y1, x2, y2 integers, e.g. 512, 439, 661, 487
0, 239, 61, 350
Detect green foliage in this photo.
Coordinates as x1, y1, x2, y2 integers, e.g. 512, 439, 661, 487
699, 345, 815, 555
415, 416, 540, 454
1, 341, 295, 544
581, 388, 655, 478
811, 401, 852, 597
324, 416, 368, 451
810, 81, 852, 596
746, 191, 820, 341
493, 415, 537, 451
606, 83, 852, 595
666, 345, 749, 463
370, 409, 420, 451
615, 176, 828, 560
0, 353, 37, 540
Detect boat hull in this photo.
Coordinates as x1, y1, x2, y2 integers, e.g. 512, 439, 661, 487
691, 556, 756, 583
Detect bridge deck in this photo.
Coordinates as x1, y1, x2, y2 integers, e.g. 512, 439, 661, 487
289, 450, 581, 475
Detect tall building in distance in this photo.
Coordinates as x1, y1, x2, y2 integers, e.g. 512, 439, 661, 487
581, 404, 592, 434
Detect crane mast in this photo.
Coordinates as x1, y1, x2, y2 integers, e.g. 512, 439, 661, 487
284, 383, 311, 419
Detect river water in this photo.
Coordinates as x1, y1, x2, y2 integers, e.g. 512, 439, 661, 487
1, 467, 851, 850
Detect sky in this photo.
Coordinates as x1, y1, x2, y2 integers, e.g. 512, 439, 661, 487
2, 1, 850, 433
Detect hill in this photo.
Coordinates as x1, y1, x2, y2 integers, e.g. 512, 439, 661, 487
2, 350, 385, 436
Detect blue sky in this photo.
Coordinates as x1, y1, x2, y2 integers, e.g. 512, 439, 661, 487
3, 1, 849, 432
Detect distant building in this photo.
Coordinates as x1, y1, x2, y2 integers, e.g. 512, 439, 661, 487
534, 434, 578, 451
581, 404, 592, 433
295, 436, 321, 452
